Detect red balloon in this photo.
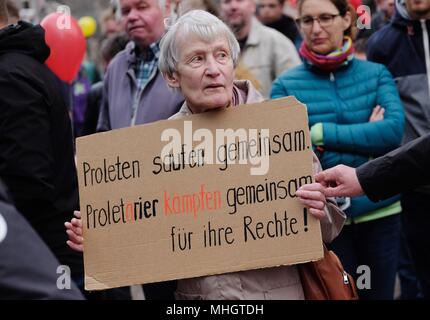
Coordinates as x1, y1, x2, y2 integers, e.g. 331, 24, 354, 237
41, 13, 86, 84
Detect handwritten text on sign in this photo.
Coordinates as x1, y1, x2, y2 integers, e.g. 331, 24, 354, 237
76, 97, 323, 290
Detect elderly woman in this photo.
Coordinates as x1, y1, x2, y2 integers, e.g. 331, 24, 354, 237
66, 10, 345, 300
272, 0, 405, 300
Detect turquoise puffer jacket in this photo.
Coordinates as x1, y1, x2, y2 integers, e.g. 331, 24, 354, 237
271, 58, 405, 218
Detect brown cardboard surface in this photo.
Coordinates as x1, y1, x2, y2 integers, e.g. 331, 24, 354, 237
76, 97, 323, 290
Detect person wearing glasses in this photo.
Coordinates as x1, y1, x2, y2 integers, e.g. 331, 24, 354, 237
271, 0, 405, 300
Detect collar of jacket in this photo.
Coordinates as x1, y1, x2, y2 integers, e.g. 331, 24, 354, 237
125, 39, 160, 65
302, 55, 356, 75
243, 17, 264, 48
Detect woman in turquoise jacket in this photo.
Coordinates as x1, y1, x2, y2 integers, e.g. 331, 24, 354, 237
271, 0, 404, 300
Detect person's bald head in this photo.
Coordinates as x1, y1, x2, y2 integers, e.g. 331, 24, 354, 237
0, 0, 8, 27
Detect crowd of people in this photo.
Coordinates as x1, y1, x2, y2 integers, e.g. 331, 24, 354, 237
1, 0, 430, 300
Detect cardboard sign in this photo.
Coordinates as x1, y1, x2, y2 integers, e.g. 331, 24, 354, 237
76, 97, 323, 290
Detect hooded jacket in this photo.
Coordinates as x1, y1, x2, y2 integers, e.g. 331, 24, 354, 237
0, 22, 83, 276
367, 0, 430, 145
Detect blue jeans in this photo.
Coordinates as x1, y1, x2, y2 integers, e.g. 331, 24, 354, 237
328, 214, 401, 300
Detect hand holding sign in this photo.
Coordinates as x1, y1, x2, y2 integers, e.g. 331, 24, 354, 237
65, 211, 83, 252
295, 183, 327, 219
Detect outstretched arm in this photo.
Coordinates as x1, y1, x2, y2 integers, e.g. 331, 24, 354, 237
314, 134, 430, 201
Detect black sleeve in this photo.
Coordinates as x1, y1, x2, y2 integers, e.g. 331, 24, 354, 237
356, 134, 430, 201
0, 72, 57, 219
0, 198, 84, 299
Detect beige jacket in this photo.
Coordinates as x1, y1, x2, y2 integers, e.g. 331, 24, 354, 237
171, 80, 346, 300
236, 18, 301, 98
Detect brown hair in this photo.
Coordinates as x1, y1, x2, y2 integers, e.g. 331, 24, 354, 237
0, 0, 8, 24
297, 0, 357, 39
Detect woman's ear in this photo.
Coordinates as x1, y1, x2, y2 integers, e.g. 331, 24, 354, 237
163, 72, 180, 89
342, 11, 352, 32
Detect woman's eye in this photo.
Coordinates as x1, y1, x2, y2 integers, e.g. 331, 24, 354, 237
320, 15, 332, 23
190, 56, 203, 63
302, 17, 313, 25
217, 52, 228, 60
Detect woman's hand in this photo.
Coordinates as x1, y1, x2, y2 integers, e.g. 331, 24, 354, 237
295, 183, 327, 220
369, 105, 385, 122
65, 210, 84, 252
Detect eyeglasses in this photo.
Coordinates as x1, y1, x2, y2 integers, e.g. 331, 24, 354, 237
295, 14, 341, 30
257, 4, 279, 9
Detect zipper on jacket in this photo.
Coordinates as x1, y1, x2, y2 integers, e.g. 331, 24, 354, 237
329, 72, 342, 123
421, 20, 430, 100
343, 271, 349, 285
130, 66, 158, 126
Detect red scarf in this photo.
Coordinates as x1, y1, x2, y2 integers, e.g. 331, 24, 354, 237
299, 37, 355, 72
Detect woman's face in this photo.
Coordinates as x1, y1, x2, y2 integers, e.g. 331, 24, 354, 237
298, 0, 351, 55
166, 33, 235, 114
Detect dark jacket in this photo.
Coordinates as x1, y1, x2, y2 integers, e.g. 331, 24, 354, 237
0, 22, 83, 277
367, 1, 430, 144
0, 180, 84, 299
357, 133, 430, 201
82, 81, 104, 136
264, 14, 301, 48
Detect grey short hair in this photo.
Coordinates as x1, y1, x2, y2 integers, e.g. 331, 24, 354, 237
158, 9, 240, 78
113, 0, 167, 20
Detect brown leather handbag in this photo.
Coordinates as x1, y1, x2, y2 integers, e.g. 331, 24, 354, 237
298, 245, 359, 300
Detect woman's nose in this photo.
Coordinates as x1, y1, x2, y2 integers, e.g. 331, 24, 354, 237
205, 57, 221, 76
310, 19, 323, 33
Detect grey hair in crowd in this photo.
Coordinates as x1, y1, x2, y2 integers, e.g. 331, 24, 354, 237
158, 10, 241, 78
112, 0, 167, 19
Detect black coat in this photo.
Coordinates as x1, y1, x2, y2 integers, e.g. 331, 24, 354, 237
357, 133, 430, 201
0, 22, 83, 277
265, 15, 301, 45
0, 180, 84, 299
